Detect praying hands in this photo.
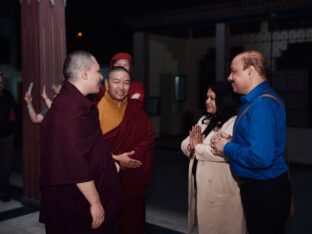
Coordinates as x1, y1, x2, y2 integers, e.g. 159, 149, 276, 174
186, 125, 203, 157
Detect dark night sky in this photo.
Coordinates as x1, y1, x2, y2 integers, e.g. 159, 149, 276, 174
65, 1, 134, 66
64, 0, 209, 65
2, 0, 214, 67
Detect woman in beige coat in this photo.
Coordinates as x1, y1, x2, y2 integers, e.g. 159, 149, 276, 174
181, 82, 245, 234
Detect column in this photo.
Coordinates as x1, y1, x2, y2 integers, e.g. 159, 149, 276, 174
20, 0, 66, 204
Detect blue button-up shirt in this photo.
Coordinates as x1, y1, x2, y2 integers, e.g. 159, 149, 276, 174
224, 81, 288, 180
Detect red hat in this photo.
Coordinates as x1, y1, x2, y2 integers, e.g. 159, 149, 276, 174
110, 52, 133, 68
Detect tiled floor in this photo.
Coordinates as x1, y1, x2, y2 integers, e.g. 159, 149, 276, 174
0, 141, 187, 234
0, 182, 186, 234
0, 210, 44, 234
1, 139, 312, 234
0, 206, 184, 234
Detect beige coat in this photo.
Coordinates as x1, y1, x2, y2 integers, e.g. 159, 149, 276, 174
181, 116, 245, 234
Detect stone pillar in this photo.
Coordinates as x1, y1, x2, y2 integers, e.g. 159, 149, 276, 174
20, 0, 66, 204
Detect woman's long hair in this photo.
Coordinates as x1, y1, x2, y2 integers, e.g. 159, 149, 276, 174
202, 81, 240, 131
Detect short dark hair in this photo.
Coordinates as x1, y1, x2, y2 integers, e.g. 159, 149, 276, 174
63, 50, 95, 80
107, 66, 131, 80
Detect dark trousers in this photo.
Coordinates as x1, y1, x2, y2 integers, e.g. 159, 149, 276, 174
119, 196, 145, 234
239, 172, 292, 234
0, 134, 14, 196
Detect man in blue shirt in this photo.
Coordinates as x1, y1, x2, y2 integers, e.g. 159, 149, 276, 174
212, 50, 292, 234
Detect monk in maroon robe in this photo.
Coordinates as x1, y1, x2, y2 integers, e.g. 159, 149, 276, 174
97, 66, 155, 234
39, 51, 120, 234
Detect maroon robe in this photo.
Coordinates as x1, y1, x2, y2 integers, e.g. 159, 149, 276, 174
39, 81, 120, 234
102, 99, 155, 234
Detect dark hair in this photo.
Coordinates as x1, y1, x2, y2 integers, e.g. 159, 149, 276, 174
202, 81, 240, 130
63, 50, 95, 80
107, 66, 131, 80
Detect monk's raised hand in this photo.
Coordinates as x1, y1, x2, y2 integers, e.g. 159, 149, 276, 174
130, 93, 141, 100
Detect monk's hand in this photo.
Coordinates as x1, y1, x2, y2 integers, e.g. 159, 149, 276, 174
90, 201, 105, 229
114, 161, 121, 172
113, 151, 142, 168
130, 93, 141, 100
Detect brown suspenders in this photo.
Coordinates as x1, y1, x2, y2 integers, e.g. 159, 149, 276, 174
235, 93, 283, 129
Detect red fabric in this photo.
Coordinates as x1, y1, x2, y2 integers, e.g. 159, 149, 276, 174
39, 81, 120, 234
103, 100, 155, 197
129, 81, 145, 102
109, 52, 133, 68
119, 197, 144, 234
102, 100, 155, 234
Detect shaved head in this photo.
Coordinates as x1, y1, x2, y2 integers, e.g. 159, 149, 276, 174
63, 50, 96, 81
